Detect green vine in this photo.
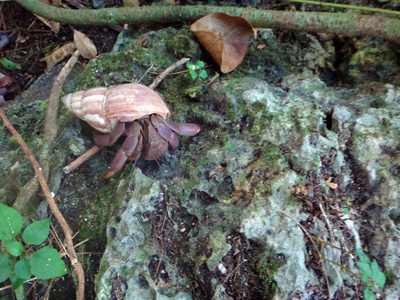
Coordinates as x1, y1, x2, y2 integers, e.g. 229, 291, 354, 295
285, 0, 400, 16
15, 0, 400, 42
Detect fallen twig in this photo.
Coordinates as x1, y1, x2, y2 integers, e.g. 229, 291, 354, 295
42, 50, 80, 177
13, 51, 80, 212
277, 208, 331, 299
63, 145, 102, 174
148, 57, 189, 90
0, 111, 85, 300
212, 260, 246, 300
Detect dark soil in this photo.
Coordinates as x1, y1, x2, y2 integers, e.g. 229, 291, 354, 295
0, 2, 119, 106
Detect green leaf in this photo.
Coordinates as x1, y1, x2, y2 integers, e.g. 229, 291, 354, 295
194, 60, 205, 69
343, 207, 349, 214
375, 271, 386, 288
15, 258, 31, 280
0, 253, 11, 283
189, 70, 198, 80
199, 69, 208, 79
368, 282, 374, 289
371, 259, 380, 278
0, 58, 21, 70
355, 248, 371, 264
187, 63, 198, 80
0, 204, 23, 240
30, 247, 67, 279
363, 288, 376, 300
4, 240, 24, 257
11, 273, 25, 290
23, 219, 50, 245
357, 261, 372, 283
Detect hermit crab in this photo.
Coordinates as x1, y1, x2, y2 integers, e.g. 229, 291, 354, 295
62, 83, 200, 177
0, 76, 17, 106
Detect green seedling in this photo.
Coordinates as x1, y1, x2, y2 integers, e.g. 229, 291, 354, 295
355, 248, 386, 300
187, 60, 208, 80
0, 204, 67, 290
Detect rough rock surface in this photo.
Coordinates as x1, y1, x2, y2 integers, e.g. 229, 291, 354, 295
1, 26, 399, 300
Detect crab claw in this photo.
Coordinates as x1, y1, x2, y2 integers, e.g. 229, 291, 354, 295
155, 114, 200, 136
151, 114, 179, 149
141, 119, 169, 160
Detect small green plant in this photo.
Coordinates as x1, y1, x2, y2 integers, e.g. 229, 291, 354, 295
0, 204, 67, 290
355, 248, 386, 300
186, 60, 208, 80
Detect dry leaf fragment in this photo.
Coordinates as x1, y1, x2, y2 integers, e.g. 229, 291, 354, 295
73, 30, 97, 60
326, 177, 338, 189
257, 44, 266, 50
35, 14, 60, 34
40, 42, 75, 70
36, 0, 60, 33
292, 184, 308, 196
191, 13, 256, 73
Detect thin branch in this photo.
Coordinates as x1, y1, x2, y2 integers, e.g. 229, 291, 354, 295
41, 50, 80, 178
212, 260, 246, 300
63, 145, 102, 174
148, 57, 190, 90
13, 51, 80, 213
0, 277, 38, 291
15, 0, 400, 42
277, 208, 331, 299
13, 177, 40, 213
285, 0, 400, 16
0, 111, 85, 300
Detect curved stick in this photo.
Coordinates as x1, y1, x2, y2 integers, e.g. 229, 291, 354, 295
0, 110, 85, 300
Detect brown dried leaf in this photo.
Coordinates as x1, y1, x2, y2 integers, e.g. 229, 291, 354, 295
191, 13, 256, 73
325, 177, 338, 189
73, 30, 97, 60
292, 184, 308, 196
257, 43, 266, 50
35, 14, 60, 34
40, 42, 75, 70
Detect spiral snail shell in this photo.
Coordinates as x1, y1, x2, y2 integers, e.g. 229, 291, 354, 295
61, 83, 170, 133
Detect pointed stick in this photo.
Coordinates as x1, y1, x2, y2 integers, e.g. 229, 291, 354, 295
63, 145, 103, 174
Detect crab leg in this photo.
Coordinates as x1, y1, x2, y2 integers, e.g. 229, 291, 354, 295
127, 133, 143, 161
93, 122, 125, 147
104, 122, 141, 178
